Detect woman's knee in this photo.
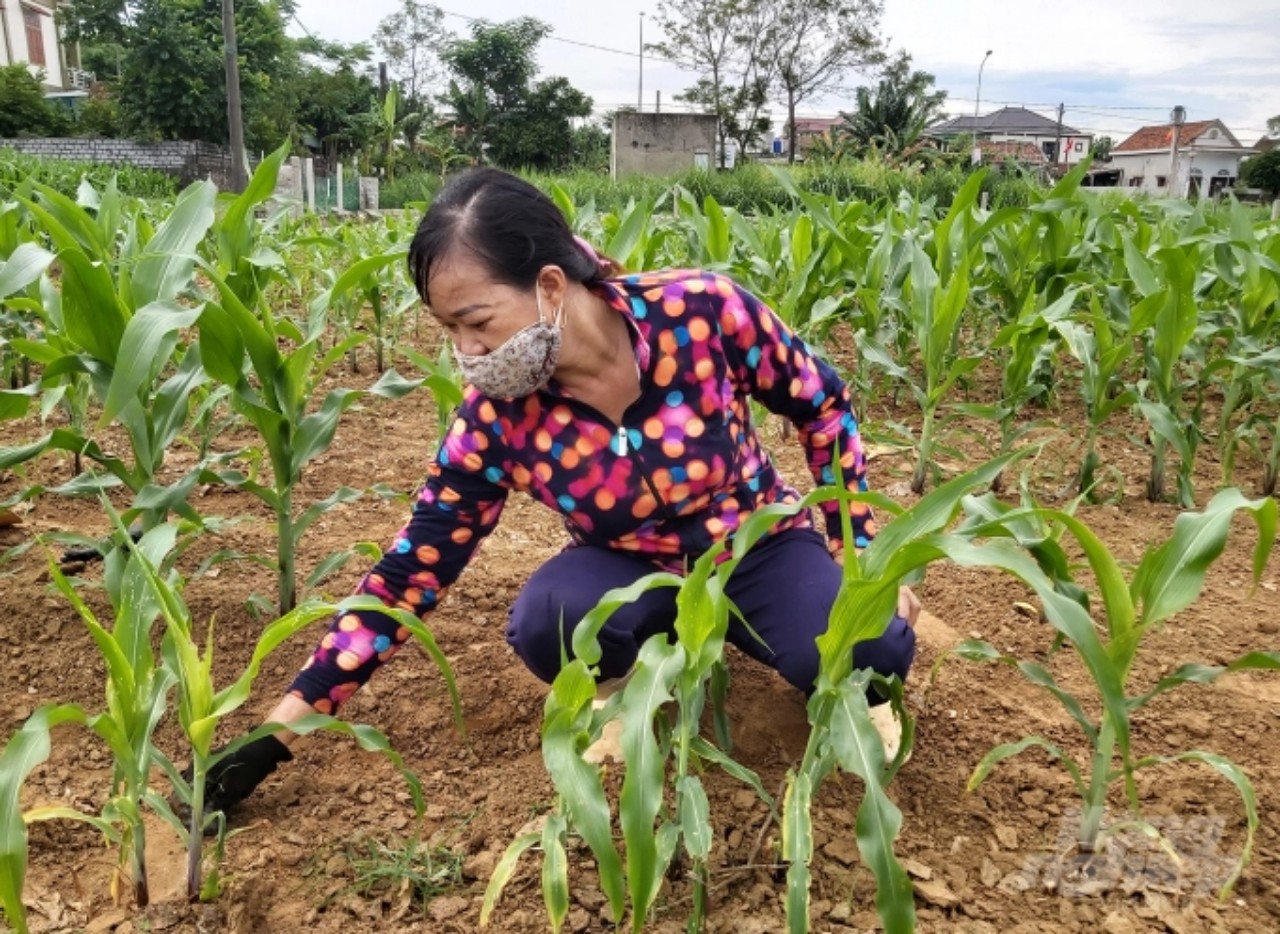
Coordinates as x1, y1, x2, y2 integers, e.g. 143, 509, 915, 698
774, 614, 917, 695
506, 581, 565, 683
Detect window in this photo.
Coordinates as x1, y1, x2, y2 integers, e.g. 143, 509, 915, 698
1207, 129, 1219, 140
1042, 141, 1058, 161
24, 8, 45, 67
1129, 176, 1144, 188
1075, 141, 1084, 152
1156, 176, 1167, 187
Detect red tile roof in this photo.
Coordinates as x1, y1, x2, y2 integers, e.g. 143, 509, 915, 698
978, 140, 1048, 165
1113, 120, 1237, 153
1256, 137, 1277, 152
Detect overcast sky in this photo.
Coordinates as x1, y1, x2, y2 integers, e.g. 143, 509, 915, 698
291, 0, 1280, 145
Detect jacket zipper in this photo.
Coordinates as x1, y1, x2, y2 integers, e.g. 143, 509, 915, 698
562, 398, 676, 523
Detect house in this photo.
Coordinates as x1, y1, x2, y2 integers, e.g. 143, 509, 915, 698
1254, 136, 1277, 154
924, 106, 1093, 166
975, 140, 1048, 166
0, 0, 91, 93
786, 116, 842, 157
1108, 119, 1245, 198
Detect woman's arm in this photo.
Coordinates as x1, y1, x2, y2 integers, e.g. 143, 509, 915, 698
714, 277, 876, 554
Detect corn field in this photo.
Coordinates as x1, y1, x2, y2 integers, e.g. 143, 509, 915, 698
1, 152, 1279, 933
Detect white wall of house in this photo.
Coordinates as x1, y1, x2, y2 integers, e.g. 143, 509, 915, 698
0, 1, 65, 88
987, 132, 1093, 165
1108, 148, 1244, 197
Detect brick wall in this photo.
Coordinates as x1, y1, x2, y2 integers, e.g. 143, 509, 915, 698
0, 138, 235, 188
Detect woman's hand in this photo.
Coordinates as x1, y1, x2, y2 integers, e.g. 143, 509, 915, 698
897, 586, 921, 627
832, 552, 921, 627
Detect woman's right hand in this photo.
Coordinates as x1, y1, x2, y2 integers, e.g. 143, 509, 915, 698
200, 734, 294, 817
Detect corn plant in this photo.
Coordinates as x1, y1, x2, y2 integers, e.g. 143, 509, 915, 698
196, 154, 375, 614
314, 241, 411, 374
0, 177, 217, 529
952, 489, 1278, 895
0, 524, 183, 925
1123, 233, 1204, 506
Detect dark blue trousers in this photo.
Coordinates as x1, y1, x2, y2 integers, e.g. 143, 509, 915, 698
505, 528, 916, 698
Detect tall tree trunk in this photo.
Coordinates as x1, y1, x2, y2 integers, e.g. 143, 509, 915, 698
222, 0, 247, 191
787, 87, 798, 164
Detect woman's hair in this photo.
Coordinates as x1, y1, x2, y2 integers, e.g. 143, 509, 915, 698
407, 168, 617, 305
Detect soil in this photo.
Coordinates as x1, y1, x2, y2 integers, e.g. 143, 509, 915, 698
3, 332, 1279, 934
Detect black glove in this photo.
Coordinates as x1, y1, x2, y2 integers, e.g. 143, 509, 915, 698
180, 734, 293, 830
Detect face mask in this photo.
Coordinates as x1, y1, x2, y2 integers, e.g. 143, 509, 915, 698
453, 291, 564, 399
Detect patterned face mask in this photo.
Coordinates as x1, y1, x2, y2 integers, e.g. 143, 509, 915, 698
453, 291, 564, 399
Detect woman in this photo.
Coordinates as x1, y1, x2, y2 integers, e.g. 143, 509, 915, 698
201, 168, 919, 813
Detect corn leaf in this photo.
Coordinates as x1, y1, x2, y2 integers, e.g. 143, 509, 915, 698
480, 832, 540, 927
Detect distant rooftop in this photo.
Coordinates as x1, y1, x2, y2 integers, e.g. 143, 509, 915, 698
926, 106, 1084, 138
1113, 120, 1242, 153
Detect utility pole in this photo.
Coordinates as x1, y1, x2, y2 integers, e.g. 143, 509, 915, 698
972, 50, 992, 165
1169, 105, 1186, 198
656, 90, 661, 114
638, 12, 644, 112
1053, 102, 1065, 167
221, 0, 247, 192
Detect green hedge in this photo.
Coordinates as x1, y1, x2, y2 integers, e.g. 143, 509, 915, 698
0, 148, 177, 200
379, 159, 1046, 213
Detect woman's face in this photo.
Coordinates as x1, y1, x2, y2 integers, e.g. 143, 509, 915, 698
426, 251, 562, 356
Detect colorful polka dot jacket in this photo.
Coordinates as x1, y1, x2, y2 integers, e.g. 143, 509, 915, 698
289, 270, 876, 712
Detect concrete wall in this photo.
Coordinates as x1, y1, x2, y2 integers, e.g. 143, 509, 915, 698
611, 112, 718, 177
1108, 148, 1244, 197
0, 137, 235, 187
1, 0, 65, 88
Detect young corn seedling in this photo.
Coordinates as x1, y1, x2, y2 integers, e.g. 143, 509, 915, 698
196, 151, 378, 614
1124, 233, 1204, 506
1052, 291, 1140, 499
482, 499, 807, 932
0, 523, 186, 930
951, 489, 1278, 895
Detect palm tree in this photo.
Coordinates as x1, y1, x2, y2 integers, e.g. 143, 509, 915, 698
836, 53, 947, 159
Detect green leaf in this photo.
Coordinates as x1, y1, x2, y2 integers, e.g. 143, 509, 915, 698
0, 243, 54, 298
480, 832, 540, 927
677, 775, 712, 861
539, 660, 625, 921
619, 637, 684, 927
689, 736, 775, 809
129, 181, 216, 309
824, 678, 915, 934
291, 389, 361, 479
99, 302, 204, 427
1131, 489, 1277, 629
58, 249, 127, 365
781, 768, 814, 934
1128, 651, 1280, 711
967, 735, 1086, 799
0, 704, 92, 934
540, 813, 570, 933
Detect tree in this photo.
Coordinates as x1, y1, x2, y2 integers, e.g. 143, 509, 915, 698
1089, 135, 1114, 161
59, 0, 298, 151
1241, 149, 1280, 198
1269, 114, 1280, 136
768, 0, 884, 163
837, 51, 945, 158
651, 0, 776, 168
0, 65, 70, 137
374, 0, 447, 107
441, 17, 593, 171
291, 40, 380, 162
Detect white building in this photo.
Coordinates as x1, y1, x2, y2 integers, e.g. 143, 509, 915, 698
924, 106, 1094, 166
0, 0, 90, 92
1107, 119, 1246, 198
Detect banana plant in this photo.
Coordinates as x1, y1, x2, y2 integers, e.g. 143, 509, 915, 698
951, 488, 1278, 895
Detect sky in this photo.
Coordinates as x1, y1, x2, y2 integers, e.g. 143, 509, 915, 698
290, 0, 1280, 146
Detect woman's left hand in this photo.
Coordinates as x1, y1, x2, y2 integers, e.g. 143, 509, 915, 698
897, 586, 921, 628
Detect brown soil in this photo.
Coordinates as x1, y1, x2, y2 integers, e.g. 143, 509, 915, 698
3, 340, 1279, 934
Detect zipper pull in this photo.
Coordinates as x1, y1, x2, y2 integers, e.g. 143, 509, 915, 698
616, 426, 628, 456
